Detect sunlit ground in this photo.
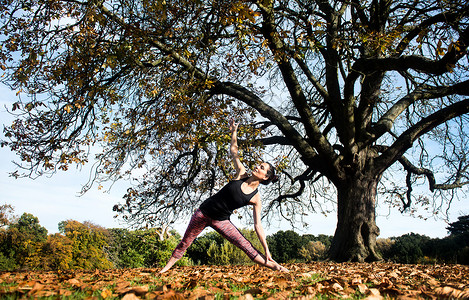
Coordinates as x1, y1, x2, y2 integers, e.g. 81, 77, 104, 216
1, 262, 468, 299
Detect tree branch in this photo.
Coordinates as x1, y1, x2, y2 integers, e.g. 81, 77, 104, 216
264, 167, 317, 217
373, 144, 469, 210
259, 136, 292, 146
293, 56, 329, 101
212, 81, 318, 162
315, 0, 353, 150
352, 24, 469, 76
398, 155, 469, 211
371, 80, 469, 143
256, 0, 340, 173
395, 9, 469, 56
350, 0, 370, 28
99, 0, 329, 173
376, 98, 469, 174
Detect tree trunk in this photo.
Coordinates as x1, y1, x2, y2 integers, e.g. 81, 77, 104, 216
328, 173, 382, 262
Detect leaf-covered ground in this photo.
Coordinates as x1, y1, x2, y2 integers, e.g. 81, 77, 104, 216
1, 262, 468, 299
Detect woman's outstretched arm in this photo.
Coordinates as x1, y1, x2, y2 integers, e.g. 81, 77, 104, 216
251, 194, 273, 262
229, 119, 247, 179
250, 194, 289, 272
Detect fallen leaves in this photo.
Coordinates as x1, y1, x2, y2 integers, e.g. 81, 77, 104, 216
0, 262, 468, 299
435, 286, 469, 299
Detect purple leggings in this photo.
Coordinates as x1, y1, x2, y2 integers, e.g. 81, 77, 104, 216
171, 209, 261, 260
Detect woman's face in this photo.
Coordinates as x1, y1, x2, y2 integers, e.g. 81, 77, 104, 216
253, 163, 270, 181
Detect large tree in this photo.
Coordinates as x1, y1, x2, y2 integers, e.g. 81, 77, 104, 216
1, 0, 469, 262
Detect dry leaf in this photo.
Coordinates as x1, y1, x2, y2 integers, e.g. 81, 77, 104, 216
67, 278, 81, 287
240, 294, 255, 300
357, 283, 369, 294
128, 285, 149, 296
28, 282, 45, 296
331, 282, 344, 291
122, 293, 140, 300
244, 287, 263, 295
368, 288, 381, 296
435, 286, 468, 299
298, 272, 316, 278
101, 288, 112, 299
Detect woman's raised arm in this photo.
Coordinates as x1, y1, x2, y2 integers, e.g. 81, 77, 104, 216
229, 119, 247, 179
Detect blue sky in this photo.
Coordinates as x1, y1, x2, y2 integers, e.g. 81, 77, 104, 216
1, 83, 467, 238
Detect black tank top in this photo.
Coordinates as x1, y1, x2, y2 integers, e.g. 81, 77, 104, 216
199, 178, 258, 221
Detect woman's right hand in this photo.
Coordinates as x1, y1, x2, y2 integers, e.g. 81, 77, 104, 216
229, 118, 239, 133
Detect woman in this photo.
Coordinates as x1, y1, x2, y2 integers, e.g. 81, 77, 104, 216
158, 119, 288, 273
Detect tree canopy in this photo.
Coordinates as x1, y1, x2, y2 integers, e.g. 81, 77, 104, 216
1, 0, 469, 262
447, 215, 469, 236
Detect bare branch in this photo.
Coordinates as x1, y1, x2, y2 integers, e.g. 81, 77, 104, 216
256, 0, 340, 168
371, 80, 469, 143
293, 56, 329, 101
263, 167, 317, 218
259, 136, 292, 146
376, 98, 469, 174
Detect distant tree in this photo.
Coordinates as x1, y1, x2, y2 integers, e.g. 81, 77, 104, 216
458, 247, 469, 265
302, 234, 333, 249
422, 237, 453, 263
0, 204, 18, 270
267, 230, 305, 263
59, 220, 112, 269
11, 213, 48, 240
187, 231, 221, 265
207, 228, 263, 265
207, 238, 235, 266
140, 229, 187, 267
299, 241, 327, 262
41, 233, 74, 270
389, 233, 430, 264
106, 228, 132, 268
0, 204, 17, 227
375, 238, 395, 260
186, 229, 262, 266
446, 215, 469, 236
444, 215, 469, 264
0, 232, 17, 270
7, 213, 48, 269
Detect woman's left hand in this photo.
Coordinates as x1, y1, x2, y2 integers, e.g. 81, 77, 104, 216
265, 250, 273, 262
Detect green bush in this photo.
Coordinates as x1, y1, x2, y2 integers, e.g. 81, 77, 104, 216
107, 228, 191, 268
188, 229, 262, 266
0, 251, 18, 271
187, 231, 220, 265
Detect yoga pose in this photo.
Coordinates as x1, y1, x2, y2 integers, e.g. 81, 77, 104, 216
159, 119, 288, 273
